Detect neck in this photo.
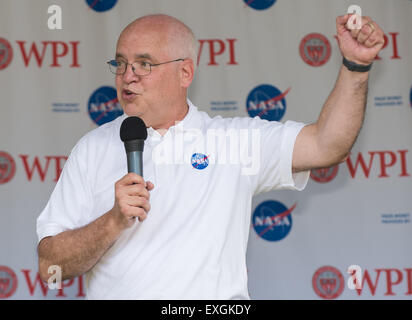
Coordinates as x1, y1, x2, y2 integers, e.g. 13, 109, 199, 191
152, 103, 189, 133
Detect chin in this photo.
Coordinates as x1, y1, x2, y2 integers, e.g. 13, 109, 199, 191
122, 103, 142, 117
124, 109, 150, 127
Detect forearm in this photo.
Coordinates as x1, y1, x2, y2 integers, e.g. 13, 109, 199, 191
38, 209, 123, 281
315, 65, 369, 162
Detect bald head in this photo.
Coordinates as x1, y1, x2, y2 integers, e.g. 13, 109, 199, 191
114, 14, 196, 130
118, 14, 197, 71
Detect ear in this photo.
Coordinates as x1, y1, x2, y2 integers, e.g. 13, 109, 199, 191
180, 58, 195, 88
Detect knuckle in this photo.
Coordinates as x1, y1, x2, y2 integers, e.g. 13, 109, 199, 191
142, 190, 149, 199
131, 173, 143, 182
136, 184, 145, 193
368, 35, 377, 42
361, 26, 370, 34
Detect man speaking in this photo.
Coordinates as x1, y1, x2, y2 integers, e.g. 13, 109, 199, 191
36, 13, 384, 299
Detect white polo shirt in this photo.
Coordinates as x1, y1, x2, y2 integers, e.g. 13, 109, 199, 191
37, 100, 309, 299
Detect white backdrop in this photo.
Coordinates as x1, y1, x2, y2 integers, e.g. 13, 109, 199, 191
0, 0, 411, 300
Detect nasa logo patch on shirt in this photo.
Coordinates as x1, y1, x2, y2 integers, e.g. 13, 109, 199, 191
191, 153, 209, 170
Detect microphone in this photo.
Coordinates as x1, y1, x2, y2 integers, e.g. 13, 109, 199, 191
120, 116, 148, 176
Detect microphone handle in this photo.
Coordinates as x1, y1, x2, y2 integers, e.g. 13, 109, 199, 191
127, 151, 143, 176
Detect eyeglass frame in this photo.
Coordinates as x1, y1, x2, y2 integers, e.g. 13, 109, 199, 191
106, 58, 185, 76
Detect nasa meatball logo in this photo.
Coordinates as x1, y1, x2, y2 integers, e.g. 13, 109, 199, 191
191, 153, 209, 170
88, 86, 123, 126
300, 33, 331, 67
0, 151, 16, 184
86, 0, 117, 12
0, 266, 18, 299
246, 84, 290, 121
410, 85, 412, 109
243, 0, 277, 10
0, 38, 13, 70
252, 200, 296, 242
312, 266, 344, 300
310, 165, 339, 183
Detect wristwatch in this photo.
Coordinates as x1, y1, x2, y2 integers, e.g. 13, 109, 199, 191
342, 57, 372, 72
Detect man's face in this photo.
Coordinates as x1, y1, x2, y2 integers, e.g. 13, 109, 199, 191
115, 25, 183, 129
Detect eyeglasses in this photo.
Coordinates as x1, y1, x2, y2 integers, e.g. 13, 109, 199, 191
107, 58, 185, 76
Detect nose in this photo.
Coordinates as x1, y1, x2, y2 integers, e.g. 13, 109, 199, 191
122, 63, 139, 83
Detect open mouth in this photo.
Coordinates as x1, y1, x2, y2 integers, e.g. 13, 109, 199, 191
122, 89, 137, 101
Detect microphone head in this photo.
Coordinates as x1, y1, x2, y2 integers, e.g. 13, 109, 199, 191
120, 116, 148, 142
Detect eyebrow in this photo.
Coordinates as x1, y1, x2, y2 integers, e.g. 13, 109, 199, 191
115, 53, 155, 61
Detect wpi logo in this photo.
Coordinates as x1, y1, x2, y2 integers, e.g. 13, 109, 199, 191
86, 0, 118, 12
197, 39, 238, 66
0, 151, 16, 184
310, 165, 339, 183
246, 84, 290, 121
312, 266, 344, 300
252, 200, 296, 242
243, 0, 277, 10
299, 33, 331, 67
0, 38, 13, 70
1, 267, 85, 299
191, 153, 209, 170
0, 266, 18, 299
88, 86, 123, 126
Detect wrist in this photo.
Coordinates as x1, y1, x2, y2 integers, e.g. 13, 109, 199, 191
107, 208, 129, 233
342, 57, 372, 72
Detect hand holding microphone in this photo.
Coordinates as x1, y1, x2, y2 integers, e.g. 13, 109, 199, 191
111, 116, 154, 228
112, 173, 154, 227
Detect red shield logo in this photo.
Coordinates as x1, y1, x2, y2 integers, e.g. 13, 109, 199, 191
299, 33, 331, 67
312, 266, 344, 299
310, 165, 339, 183
0, 151, 16, 184
0, 38, 13, 70
0, 266, 18, 299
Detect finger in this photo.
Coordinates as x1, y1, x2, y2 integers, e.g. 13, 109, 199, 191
125, 183, 150, 199
336, 14, 349, 27
357, 21, 375, 44
138, 213, 147, 222
146, 181, 155, 191
124, 206, 147, 221
336, 14, 350, 35
127, 196, 151, 213
350, 26, 361, 39
364, 31, 379, 48
349, 16, 370, 38
117, 172, 145, 187
134, 207, 147, 222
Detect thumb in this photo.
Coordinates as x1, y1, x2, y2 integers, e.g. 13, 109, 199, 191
336, 14, 349, 26
336, 14, 350, 33
146, 181, 155, 191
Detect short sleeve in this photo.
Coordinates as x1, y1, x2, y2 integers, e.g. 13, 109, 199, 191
36, 142, 94, 243
250, 118, 310, 195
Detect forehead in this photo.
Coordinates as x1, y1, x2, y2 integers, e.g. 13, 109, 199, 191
116, 26, 170, 60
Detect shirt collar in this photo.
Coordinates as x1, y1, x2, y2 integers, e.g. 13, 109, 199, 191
147, 99, 202, 139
